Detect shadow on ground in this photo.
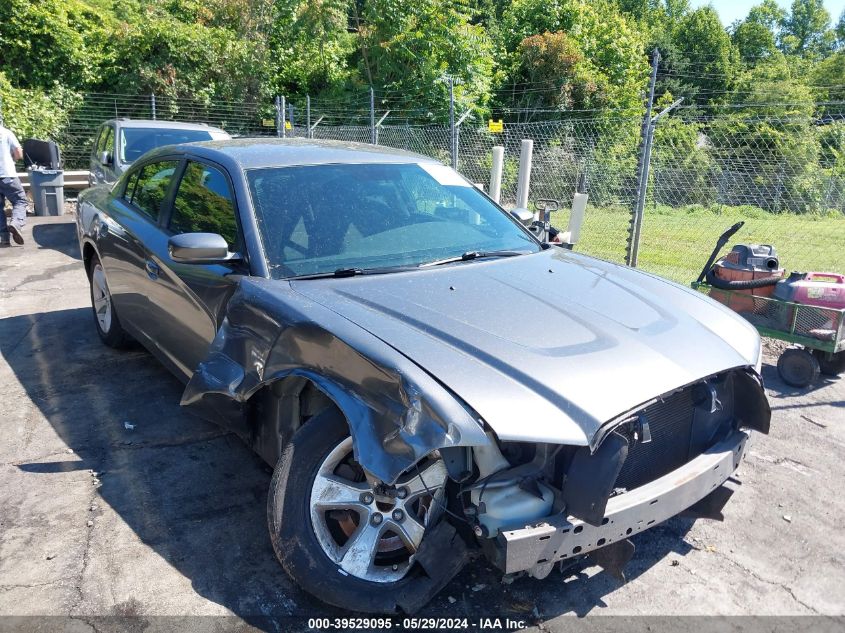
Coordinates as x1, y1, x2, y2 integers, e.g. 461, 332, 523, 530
1, 303, 699, 627
32, 222, 81, 261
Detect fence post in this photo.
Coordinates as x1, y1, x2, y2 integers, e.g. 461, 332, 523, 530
490, 146, 505, 204
0, 95, 4, 126
288, 102, 295, 132
275, 96, 282, 138
629, 98, 683, 268
150, 93, 157, 120
370, 87, 376, 145
306, 95, 312, 139
448, 77, 457, 169
516, 139, 533, 210
627, 48, 660, 266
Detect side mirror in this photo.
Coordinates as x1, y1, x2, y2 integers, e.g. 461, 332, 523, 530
509, 207, 533, 226
168, 233, 238, 263
99, 151, 112, 166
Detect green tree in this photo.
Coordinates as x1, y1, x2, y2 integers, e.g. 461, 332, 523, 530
355, 0, 495, 120
709, 59, 822, 213
811, 50, 845, 114
0, 72, 79, 140
0, 0, 106, 90
748, 0, 787, 31
780, 0, 834, 57
730, 1, 788, 64
508, 32, 600, 112
499, 0, 648, 116
268, 0, 356, 97
732, 19, 780, 63
835, 10, 845, 49
671, 7, 740, 105
99, 12, 265, 103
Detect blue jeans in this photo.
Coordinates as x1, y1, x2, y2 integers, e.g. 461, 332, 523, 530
0, 176, 27, 234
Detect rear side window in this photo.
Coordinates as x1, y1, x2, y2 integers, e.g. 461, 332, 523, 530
169, 161, 238, 248
129, 160, 179, 221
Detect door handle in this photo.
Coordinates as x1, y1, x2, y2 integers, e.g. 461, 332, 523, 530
145, 259, 160, 280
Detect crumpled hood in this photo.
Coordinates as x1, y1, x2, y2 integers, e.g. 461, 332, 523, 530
291, 249, 760, 447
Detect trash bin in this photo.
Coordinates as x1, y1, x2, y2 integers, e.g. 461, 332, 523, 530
29, 169, 65, 216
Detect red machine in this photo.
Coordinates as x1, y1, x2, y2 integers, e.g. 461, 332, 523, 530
773, 272, 845, 310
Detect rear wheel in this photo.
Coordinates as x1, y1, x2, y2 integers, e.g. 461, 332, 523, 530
812, 350, 845, 377
88, 255, 131, 348
267, 407, 451, 612
777, 348, 820, 387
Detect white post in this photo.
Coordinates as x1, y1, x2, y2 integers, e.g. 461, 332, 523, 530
561, 192, 588, 246
515, 139, 533, 211
489, 146, 504, 204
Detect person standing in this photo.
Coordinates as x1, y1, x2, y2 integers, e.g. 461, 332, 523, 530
0, 123, 26, 245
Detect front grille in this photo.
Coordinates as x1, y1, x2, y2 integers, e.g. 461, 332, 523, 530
614, 388, 695, 491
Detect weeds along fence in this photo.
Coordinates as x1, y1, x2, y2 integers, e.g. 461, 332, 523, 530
42, 92, 845, 282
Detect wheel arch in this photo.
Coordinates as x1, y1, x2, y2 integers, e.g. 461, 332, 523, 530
244, 373, 344, 468
81, 240, 99, 278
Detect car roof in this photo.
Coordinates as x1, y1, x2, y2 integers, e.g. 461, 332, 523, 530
105, 118, 228, 134
142, 137, 440, 170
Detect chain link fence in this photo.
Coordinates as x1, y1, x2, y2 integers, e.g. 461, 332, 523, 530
45, 92, 845, 283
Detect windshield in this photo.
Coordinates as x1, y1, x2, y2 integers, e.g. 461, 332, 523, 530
247, 162, 540, 278
119, 128, 214, 164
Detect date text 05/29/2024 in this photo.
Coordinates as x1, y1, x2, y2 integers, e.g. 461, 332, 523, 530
307, 617, 527, 630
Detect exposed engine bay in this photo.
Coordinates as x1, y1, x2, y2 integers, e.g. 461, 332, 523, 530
439, 367, 769, 578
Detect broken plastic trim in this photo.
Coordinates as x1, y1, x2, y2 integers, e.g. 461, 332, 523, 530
561, 367, 768, 526
589, 366, 770, 453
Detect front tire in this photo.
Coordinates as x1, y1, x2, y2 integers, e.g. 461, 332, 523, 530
88, 254, 131, 348
267, 407, 450, 613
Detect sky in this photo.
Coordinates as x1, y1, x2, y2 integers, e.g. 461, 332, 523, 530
689, 0, 845, 26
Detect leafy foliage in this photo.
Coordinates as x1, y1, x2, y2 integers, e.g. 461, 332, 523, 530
498, 0, 648, 116
0, 72, 80, 140
0, 0, 107, 90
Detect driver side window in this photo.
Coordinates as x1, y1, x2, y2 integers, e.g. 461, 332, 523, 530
129, 160, 179, 221
169, 161, 238, 249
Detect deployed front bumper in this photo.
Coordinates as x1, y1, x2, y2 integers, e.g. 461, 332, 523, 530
489, 430, 750, 579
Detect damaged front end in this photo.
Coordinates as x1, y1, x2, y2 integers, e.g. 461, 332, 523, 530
179, 279, 770, 594
456, 367, 770, 580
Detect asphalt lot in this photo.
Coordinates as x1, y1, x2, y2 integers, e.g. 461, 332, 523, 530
1, 213, 844, 629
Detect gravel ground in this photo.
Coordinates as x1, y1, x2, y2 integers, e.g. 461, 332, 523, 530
1, 213, 843, 630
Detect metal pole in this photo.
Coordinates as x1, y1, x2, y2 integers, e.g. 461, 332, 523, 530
627, 48, 660, 266
281, 96, 286, 139
150, 93, 157, 120
310, 116, 325, 134
370, 87, 376, 145
275, 96, 282, 138
0, 95, 4, 126
306, 95, 312, 139
490, 146, 504, 204
629, 98, 683, 267
288, 102, 295, 133
374, 110, 390, 146
449, 78, 457, 169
